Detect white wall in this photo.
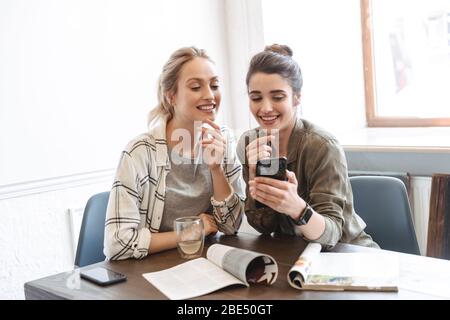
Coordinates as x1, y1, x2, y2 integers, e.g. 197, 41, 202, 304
222, 0, 264, 137
0, 0, 230, 186
0, 179, 112, 299
262, 0, 367, 135
0, 0, 231, 299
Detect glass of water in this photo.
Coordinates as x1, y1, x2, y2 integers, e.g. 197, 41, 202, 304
174, 216, 205, 259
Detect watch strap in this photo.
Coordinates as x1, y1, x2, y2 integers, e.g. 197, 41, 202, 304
291, 204, 313, 226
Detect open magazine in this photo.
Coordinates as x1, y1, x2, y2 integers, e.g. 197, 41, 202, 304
143, 244, 278, 300
287, 243, 399, 292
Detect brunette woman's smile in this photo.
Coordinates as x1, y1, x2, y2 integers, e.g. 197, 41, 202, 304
259, 113, 280, 126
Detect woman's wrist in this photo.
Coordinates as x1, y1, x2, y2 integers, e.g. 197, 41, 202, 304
209, 165, 224, 175
288, 196, 307, 220
210, 165, 233, 202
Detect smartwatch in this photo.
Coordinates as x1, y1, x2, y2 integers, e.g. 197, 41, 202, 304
290, 204, 313, 226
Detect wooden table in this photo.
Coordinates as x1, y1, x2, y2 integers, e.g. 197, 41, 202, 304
24, 232, 450, 300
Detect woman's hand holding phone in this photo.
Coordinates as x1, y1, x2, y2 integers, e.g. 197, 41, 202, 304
245, 135, 306, 215
245, 135, 275, 181
249, 170, 306, 218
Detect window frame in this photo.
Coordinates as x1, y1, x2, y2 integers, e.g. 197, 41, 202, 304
361, 0, 450, 127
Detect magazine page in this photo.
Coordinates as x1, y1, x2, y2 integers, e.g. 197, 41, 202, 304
207, 244, 278, 286
142, 257, 245, 300
303, 252, 399, 291
287, 243, 322, 289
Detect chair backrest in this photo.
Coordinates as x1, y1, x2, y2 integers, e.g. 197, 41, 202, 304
349, 176, 420, 255
74, 191, 109, 267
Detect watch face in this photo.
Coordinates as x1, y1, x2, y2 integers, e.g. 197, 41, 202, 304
299, 206, 313, 225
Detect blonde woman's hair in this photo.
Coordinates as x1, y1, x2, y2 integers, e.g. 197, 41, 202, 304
148, 47, 213, 126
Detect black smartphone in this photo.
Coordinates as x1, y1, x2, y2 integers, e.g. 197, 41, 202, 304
80, 267, 127, 286
255, 157, 287, 208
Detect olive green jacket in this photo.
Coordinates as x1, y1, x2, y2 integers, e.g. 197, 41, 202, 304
237, 117, 379, 249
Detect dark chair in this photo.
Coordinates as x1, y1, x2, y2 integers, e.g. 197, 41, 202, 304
74, 191, 109, 267
349, 176, 420, 255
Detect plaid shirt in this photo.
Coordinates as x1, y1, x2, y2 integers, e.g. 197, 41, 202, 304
104, 117, 245, 260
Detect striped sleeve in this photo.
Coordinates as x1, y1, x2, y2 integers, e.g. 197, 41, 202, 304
103, 151, 151, 260
210, 128, 246, 235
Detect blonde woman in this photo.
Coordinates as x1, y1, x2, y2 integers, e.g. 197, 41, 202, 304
104, 47, 245, 260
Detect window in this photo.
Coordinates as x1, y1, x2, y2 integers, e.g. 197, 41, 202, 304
362, 0, 450, 127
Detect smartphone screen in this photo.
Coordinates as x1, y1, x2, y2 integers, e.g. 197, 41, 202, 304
256, 157, 287, 180
255, 157, 287, 208
80, 267, 127, 286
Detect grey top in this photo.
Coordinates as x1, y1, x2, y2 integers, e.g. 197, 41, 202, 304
160, 148, 213, 232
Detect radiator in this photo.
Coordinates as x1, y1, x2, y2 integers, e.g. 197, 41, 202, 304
410, 176, 432, 256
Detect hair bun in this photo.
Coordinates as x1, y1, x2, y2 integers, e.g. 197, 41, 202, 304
264, 44, 293, 57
